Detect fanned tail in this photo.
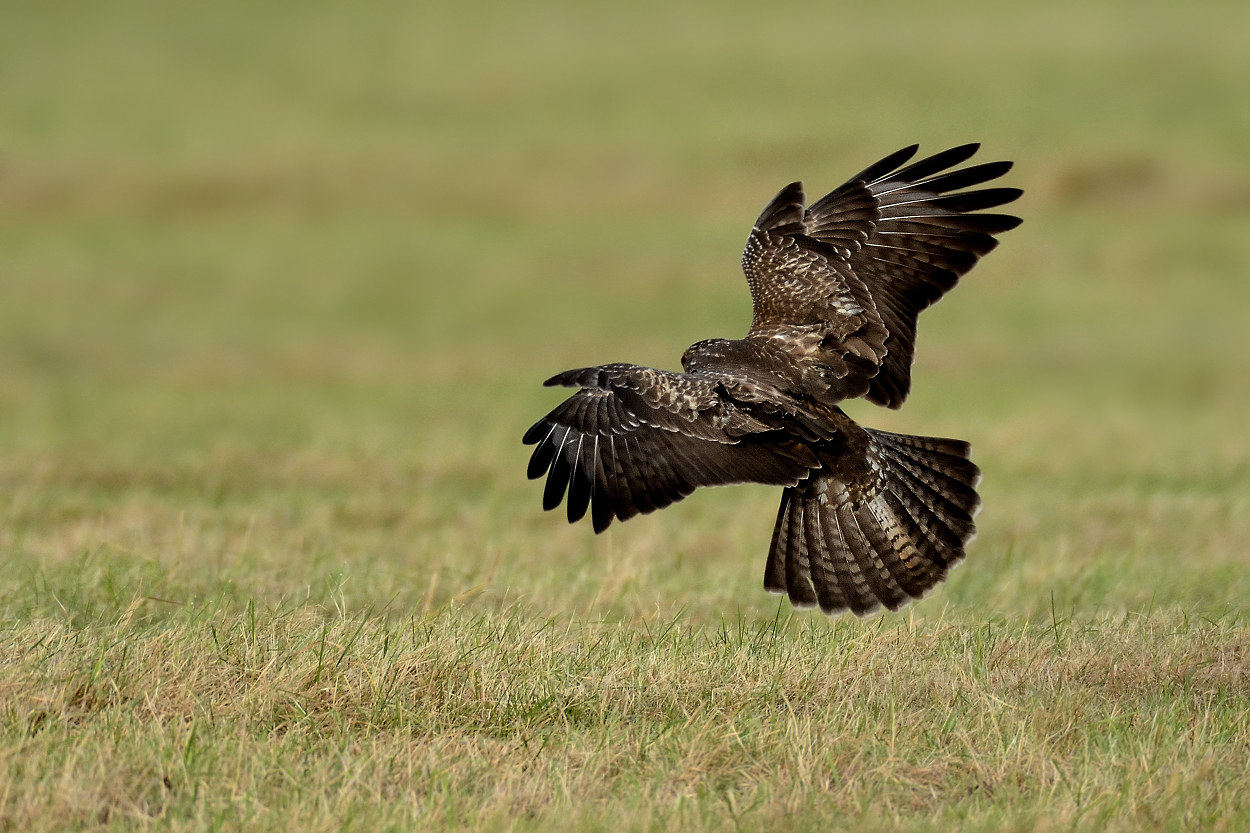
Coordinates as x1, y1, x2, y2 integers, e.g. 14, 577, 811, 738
764, 427, 981, 616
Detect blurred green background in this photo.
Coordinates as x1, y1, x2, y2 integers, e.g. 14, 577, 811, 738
2, 0, 1248, 623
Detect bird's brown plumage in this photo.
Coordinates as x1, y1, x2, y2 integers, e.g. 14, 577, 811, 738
524, 144, 1021, 615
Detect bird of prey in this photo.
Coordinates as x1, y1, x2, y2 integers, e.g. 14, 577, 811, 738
523, 144, 1021, 616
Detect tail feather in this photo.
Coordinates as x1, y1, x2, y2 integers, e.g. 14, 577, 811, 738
835, 500, 908, 613
880, 440, 981, 491
763, 490, 791, 594
868, 429, 971, 458
850, 499, 916, 593
881, 445, 980, 518
764, 427, 981, 616
804, 497, 841, 611
871, 431, 982, 485
817, 512, 855, 614
858, 496, 942, 596
885, 460, 977, 545
786, 495, 819, 608
878, 488, 961, 568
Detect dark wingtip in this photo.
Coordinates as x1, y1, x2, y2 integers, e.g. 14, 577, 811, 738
542, 468, 569, 511
753, 181, 806, 231
852, 144, 921, 184
885, 143, 983, 183
996, 214, 1024, 232
542, 369, 575, 387
522, 419, 549, 445
938, 142, 982, 164
544, 367, 606, 388
890, 143, 922, 162
526, 428, 559, 477
566, 480, 590, 524
591, 494, 614, 533
931, 187, 1023, 213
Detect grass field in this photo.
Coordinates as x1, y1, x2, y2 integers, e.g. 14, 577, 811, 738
2, 0, 1249, 830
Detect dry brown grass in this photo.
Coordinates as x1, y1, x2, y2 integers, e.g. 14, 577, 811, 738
4, 604, 1249, 831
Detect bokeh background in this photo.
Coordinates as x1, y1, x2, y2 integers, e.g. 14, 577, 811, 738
2, 0, 1248, 622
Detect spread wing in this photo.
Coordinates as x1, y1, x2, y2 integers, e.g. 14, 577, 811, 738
522, 364, 819, 533
742, 143, 1022, 408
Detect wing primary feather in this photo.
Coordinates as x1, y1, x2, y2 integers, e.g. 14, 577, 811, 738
753, 182, 806, 231
589, 389, 610, 435
565, 434, 591, 523
848, 144, 920, 184
604, 433, 639, 523
879, 143, 980, 184
544, 367, 605, 388
924, 188, 1024, 212
877, 214, 1022, 235
542, 427, 575, 511
589, 435, 616, 533
526, 423, 559, 479
914, 160, 1015, 194
523, 419, 552, 445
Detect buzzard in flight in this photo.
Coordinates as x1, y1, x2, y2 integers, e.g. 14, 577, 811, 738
523, 144, 1021, 616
